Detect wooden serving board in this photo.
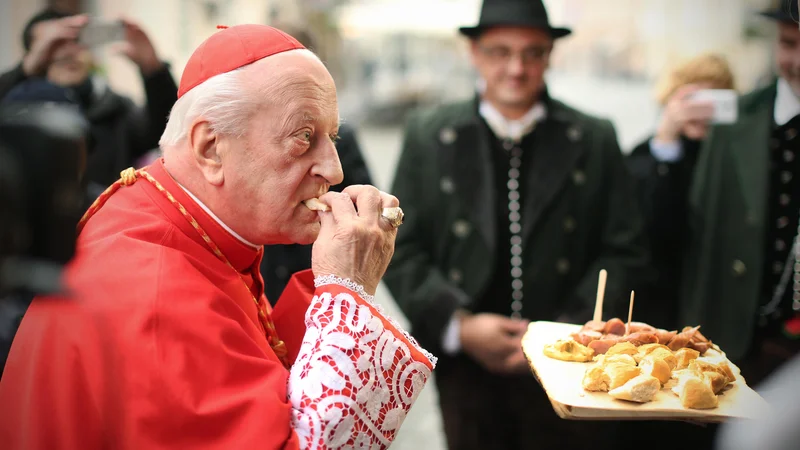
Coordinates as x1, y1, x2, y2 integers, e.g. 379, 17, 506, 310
522, 321, 770, 422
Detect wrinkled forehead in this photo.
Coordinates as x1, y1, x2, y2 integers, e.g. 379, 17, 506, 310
246, 54, 339, 125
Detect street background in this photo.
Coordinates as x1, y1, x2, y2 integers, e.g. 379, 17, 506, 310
0, 1, 785, 448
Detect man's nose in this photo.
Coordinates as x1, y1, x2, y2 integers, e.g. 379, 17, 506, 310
313, 140, 344, 186
507, 54, 526, 76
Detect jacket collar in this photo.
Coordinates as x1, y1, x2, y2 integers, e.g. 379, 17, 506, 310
146, 158, 262, 273
440, 89, 585, 250
775, 77, 800, 126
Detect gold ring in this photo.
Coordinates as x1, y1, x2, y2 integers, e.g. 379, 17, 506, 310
381, 207, 404, 228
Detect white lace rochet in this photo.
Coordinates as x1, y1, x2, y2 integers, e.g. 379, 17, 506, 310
289, 277, 436, 449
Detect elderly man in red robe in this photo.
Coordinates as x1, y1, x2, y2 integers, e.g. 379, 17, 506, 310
0, 25, 435, 449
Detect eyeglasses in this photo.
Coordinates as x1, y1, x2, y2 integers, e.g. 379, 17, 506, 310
478, 45, 551, 65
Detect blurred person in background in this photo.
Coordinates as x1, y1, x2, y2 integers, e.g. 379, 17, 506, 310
0, 79, 92, 376
679, 0, 800, 389
0, 8, 178, 197
259, 23, 373, 302
384, 0, 649, 448
626, 54, 735, 329
716, 2, 800, 447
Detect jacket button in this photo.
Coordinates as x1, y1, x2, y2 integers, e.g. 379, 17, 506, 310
449, 268, 463, 284
556, 258, 570, 274
440, 176, 455, 194
567, 126, 583, 142
657, 164, 669, 176
563, 216, 576, 233
731, 260, 747, 277
439, 127, 457, 145
572, 170, 586, 186
452, 220, 471, 238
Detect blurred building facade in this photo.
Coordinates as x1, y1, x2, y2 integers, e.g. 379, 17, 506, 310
0, 0, 781, 126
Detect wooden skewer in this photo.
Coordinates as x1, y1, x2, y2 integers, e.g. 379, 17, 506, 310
625, 291, 635, 336
593, 269, 607, 323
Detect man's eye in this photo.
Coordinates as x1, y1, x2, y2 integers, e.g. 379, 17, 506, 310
330, 133, 340, 142
299, 131, 312, 142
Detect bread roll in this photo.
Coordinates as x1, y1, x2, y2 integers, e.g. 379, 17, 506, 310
609, 375, 661, 403
582, 364, 609, 392
606, 342, 638, 357
595, 354, 637, 367
689, 360, 735, 385
606, 363, 642, 390
679, 377, 719, 409
303, 198, 329, 211
639, 354, 672, 385
704, 371, 728, 394
675, 347, 700, 370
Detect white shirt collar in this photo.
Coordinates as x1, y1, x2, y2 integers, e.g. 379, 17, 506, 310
177, 184, 260, 249
479, 100, 547, 143
774, 78, 800, 126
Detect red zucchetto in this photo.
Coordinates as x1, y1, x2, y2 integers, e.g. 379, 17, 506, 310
177, 24, 305, 98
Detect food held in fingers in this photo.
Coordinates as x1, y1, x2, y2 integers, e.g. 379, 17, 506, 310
303, 198, 329, 212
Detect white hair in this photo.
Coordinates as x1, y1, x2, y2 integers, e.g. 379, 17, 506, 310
159, 66, 253, 149
160, 49, 324, 150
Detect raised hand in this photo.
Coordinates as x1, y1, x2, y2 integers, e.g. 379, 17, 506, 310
311, 185, 399, 295
655, 84, 715, 143
112, 18, 163, 76
22, 15, 88, 76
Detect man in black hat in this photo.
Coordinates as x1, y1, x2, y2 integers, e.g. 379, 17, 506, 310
384, 0, 649, 448
677, 0, 800, 388
715, 9, 800, 450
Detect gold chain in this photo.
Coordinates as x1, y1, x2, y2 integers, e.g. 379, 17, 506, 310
79, 168, 289, 368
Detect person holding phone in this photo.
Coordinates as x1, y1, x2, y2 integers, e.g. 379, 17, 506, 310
625, 53, 736, 329
678, 0, 800, 389
0, 8, 178, 196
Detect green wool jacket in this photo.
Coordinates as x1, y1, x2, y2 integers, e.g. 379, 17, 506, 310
680, 82, 779, 361
384, 95, 651, 357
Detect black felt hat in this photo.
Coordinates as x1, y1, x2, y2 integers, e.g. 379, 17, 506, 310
759, 0, 799, 23
459, 0, 571, 39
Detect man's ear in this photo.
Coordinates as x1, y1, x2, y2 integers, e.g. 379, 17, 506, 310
188, 117, 224, 186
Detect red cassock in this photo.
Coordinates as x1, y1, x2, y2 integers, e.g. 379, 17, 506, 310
0, 159, 435, 449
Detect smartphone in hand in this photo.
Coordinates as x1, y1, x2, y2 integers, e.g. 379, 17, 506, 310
690, 89, 738, 124
79, 20, 125, 48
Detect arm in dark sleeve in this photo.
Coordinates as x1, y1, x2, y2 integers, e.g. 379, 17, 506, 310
126, 64, 178, 160
382, 113, 469, 357
572, 121, 652, 320
626, 137, 695, 254
0, 64, 29, 101
332, 124, 373, 190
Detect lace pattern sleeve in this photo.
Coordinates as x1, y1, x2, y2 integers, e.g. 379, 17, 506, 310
288, 277, 436, 449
